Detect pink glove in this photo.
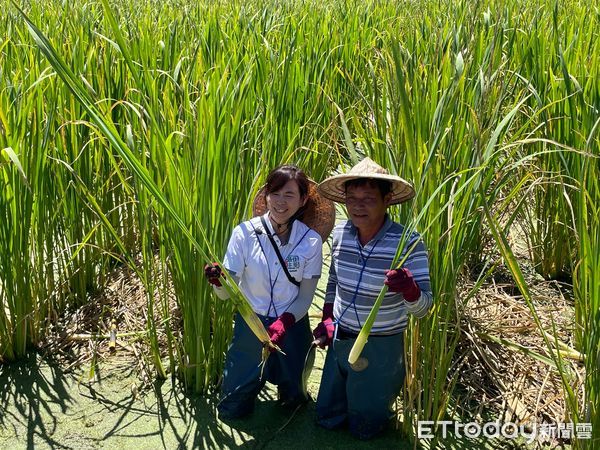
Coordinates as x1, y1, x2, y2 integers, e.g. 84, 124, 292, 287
267, 312, 295, 352
312, 303, 335, 348
204, 263, 223, 287
384, 268, 421, 302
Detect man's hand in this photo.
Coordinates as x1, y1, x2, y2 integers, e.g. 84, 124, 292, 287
384, 267, 421, 302
312, 303, 335, 348
267, 312, 296, 352
204, 263, 223, 287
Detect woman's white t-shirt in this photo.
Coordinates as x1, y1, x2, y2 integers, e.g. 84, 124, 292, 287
223, 213, 322, 318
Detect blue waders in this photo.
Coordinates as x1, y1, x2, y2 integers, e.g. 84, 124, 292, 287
218, 312, 312, 419
316, 331, 405, 439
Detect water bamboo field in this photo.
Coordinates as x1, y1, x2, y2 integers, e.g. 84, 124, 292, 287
1, 0, 598, 447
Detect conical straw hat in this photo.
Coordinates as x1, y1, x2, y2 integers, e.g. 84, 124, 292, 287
252, 179, 336, 241
317, 157, 415, 205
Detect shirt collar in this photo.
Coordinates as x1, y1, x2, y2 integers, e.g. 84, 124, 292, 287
262, 212, 276, 234
348, 214, 393, 245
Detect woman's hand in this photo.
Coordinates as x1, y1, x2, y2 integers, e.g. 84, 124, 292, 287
204, 263, 223, 287
267, 312, 295, 351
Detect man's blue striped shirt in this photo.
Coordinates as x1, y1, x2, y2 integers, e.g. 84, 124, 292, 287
325, 216, 433, 335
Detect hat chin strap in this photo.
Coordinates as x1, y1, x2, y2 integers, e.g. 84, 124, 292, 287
268, 212, 291, 234
269, 205, 306, 233
271, 216, 288, 229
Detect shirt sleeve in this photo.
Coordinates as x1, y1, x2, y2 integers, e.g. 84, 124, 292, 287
324, 261, 337, 305
302, 233, 323, 279
222, 224, 246, 277
402, 235, 433, 318
324, 228, 340, 305
285, 277, 319, 321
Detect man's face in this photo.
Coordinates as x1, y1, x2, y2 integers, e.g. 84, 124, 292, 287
345, 182, 390, 230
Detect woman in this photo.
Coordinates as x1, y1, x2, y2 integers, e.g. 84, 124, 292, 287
205, 165, 334, 419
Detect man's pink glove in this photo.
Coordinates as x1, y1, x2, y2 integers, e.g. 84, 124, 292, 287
267, 312, 295, 352
384, 267, 421, 302
204, 263, 223, 287
312, 303, 335, 348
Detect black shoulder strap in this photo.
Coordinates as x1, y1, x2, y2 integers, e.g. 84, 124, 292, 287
260, 216, 301, 287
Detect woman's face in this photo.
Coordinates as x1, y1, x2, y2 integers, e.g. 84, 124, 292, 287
266, 179, 306, 225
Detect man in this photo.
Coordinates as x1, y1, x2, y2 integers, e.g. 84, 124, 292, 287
313, 157, 433, 439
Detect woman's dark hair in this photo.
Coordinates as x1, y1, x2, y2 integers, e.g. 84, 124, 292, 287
344, 178, 393, 198
265, 165, 310, 222
265, 165, 309, 198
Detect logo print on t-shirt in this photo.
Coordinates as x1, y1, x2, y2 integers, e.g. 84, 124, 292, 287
285, 255, 300, 271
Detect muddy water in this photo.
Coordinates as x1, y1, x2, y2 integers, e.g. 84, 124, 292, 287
0, 350, 412, 449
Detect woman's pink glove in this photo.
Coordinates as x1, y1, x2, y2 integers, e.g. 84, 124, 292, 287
312, 303, 335, 348
384, 267, 421, 302
267, 312, 295, 352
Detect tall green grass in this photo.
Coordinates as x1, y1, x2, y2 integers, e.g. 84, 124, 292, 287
1, 0, 598, 447
337, 0, 598, 447
3, 0, 380, 389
